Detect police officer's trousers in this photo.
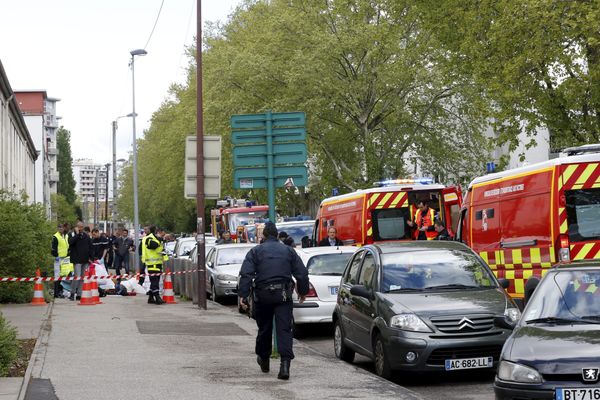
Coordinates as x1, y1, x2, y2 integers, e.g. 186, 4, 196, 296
148, 265, 162, 294
254, 300, 294, 361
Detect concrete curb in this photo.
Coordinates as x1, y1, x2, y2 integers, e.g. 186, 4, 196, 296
17, 301, 53, 400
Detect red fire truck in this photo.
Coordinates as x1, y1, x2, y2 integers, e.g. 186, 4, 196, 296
210, 199, 269, 241
458, 144, 600, 301
312, 179, 463, 246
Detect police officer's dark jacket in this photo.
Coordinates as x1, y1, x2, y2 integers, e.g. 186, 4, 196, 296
238, 237, 309, 298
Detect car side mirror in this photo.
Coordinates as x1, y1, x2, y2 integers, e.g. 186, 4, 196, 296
350, 285, 372, 299
493, 316, 516, 331
498, 278, 510, 290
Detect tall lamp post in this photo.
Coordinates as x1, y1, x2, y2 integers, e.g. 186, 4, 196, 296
111, 114, 134, 232
104, 163, 110, 232
129, 48, 147, 274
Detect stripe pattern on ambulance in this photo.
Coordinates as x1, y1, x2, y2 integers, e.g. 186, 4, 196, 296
559, 163, 600, 191
365, 192, 409, 238
478, 247, 555, 297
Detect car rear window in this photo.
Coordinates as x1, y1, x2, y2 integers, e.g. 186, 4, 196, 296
566, 188, 600, 242
307, 253, 352, 276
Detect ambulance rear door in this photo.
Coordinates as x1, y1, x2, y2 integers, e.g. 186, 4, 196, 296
441, 187, 462, 237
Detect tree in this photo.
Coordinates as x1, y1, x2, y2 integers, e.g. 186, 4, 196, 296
50, 193, 78, 226
56, 127, 76, 205
420, 0, 600, 153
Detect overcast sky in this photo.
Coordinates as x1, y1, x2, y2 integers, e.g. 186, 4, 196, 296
0, 0, 242, 164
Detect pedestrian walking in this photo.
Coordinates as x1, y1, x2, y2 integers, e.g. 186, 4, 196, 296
238, 222, 309, 380
68, 222, 93, 301
51, 223, 70, 298
141, 225, 166, 305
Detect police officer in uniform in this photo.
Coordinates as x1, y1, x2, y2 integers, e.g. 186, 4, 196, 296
141, 225, 165, 305
238, 222, 309, 380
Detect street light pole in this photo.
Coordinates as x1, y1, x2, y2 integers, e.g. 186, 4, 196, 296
104, 163, 110, 232
130, 49, 147, 275
112, 120, 118, 231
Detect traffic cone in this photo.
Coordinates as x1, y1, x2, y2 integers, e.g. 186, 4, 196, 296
91, 276, 103, 304
162, 268, 177, 304
78, 272, 95, 306
30, 268, 46, 306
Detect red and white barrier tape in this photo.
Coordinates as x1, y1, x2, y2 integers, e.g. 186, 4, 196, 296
0, 269, 201, 282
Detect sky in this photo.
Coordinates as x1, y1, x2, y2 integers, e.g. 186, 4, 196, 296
0, 0, 242, 164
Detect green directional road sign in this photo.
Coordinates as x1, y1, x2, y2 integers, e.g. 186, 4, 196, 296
231, 126, 306, 145
233, 142, 307, 167
231, 110, 307, 221
233, 166, 308, 189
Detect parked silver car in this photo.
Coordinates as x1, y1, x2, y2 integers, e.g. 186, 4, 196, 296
205, 243, 256, 303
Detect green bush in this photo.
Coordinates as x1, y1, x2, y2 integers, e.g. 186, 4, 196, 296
0, 191, 54, 303
0, 312, 18, 376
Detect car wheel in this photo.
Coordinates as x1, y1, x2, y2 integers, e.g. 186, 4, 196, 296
374, 334, 393, 379
211, 281, 221, 303
333, 320, 355, 363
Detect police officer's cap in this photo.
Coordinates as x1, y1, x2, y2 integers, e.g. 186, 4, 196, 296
263, 222, 278, 238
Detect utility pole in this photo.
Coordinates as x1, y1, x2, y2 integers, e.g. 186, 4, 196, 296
196, 0, 207, 310
105, 163, 110, 232
112, 121, 118, 232
94, 168, 99, 227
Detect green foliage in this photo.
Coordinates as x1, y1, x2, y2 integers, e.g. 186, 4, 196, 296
56, 127, 76, 205
0, 191, 54, 303
50, 193, 78, 226
0, 312, 18, 376
420, 0, 600, 153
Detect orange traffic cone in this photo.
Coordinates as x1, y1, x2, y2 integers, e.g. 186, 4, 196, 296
91, 276, 103, 304
78, 272, 95, 306
162, 268, 177, 304
30, 268, 45, 306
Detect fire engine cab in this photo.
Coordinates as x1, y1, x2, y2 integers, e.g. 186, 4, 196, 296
313, 179, 462, 246
458, 144, 600, 301
210, 198, 269, 241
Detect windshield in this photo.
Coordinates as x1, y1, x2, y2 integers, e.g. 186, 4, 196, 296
228, 211, 269, 233
381, 250, 497, 292
524, 270, 600, 322
217, 247, 253, 265
278, 223, 314, 244
566, 189, 600, 242
307, 253, 353, 276
177, 240, 195, 256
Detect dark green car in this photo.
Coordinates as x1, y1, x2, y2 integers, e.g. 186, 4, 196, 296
333, 241, 519, 379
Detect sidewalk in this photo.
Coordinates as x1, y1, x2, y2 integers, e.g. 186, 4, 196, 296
0, 304, 50, 400
29, 296, 423, 400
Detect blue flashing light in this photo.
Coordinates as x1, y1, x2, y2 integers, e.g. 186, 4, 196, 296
374, 177, 434, 187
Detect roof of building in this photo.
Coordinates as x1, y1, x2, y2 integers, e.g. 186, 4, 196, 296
0, 60, 37, 160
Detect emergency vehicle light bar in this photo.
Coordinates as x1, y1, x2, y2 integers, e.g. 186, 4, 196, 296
374, 178, 435, 187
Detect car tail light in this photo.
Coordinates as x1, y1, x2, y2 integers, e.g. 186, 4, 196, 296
559, 234, 570, 262
306, 283, 318, 298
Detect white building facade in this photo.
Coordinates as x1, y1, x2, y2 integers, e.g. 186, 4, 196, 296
73, 158, 109, 224
0, 60, 37, 200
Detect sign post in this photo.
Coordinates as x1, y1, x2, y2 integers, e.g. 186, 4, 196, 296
231, 110, 308, 222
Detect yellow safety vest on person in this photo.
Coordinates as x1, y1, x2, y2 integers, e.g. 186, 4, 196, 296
59, 257, 74, 277
143, 233, 164, 272
414, 208, 437, 240
54, 232, 69, 257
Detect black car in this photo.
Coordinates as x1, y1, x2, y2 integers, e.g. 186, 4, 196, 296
494, 262, 600, 400
333, 241, 519, 379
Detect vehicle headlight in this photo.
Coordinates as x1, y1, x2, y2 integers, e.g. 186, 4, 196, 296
504, 307, 521, 323
390, 313, 432, 332
217, 274, 237, 281
497, 361, 542, 383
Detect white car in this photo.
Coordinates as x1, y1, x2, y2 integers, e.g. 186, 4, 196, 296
293, 246, 356, 325
205, 243, 256, 302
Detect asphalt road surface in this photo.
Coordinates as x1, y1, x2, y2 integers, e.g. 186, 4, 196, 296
295, 323, 496, 400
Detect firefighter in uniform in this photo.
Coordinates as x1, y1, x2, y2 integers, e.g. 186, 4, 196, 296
407, 200, 437, 240
141, 225, 165, 305
51, 223, 70, 298
238, 222, 309, 380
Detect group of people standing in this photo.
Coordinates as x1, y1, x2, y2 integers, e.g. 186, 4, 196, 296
51, 223, 136, 300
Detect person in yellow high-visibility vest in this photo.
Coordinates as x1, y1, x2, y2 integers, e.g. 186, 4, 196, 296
51, 223, 70, 298
142, 225, 165, 305
407, 200, 437, 240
